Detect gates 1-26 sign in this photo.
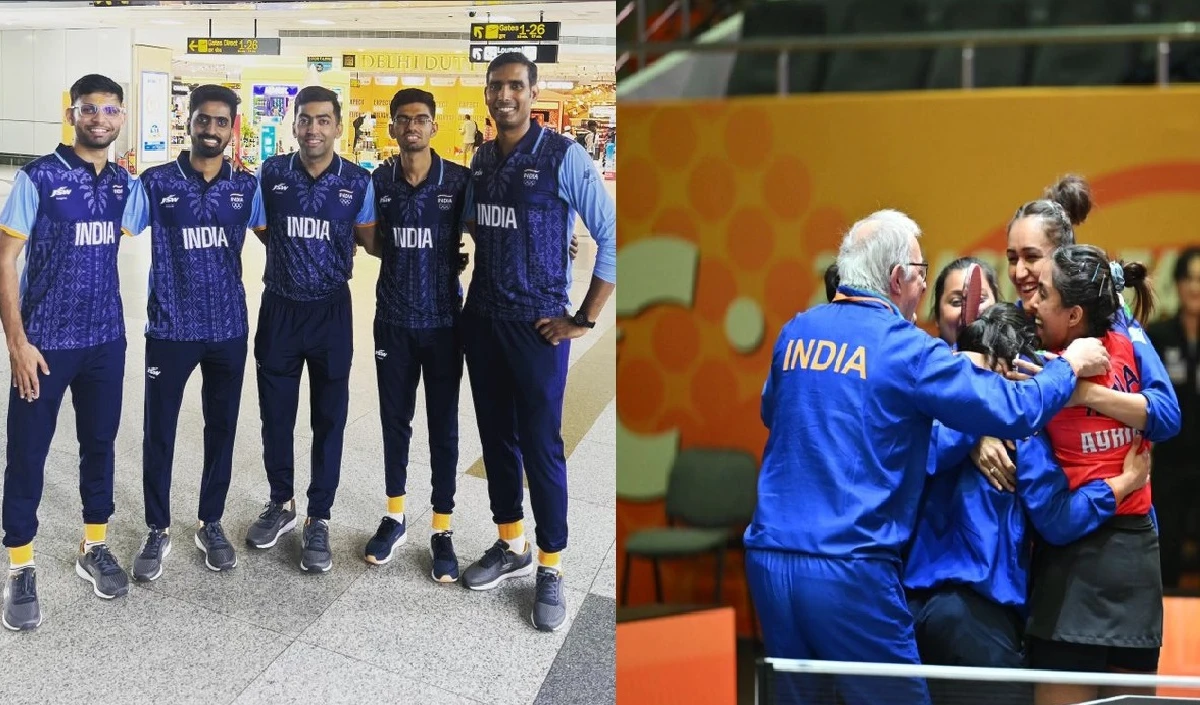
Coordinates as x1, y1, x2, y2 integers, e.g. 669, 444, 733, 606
186, 37, 281, 55
470, 22, 560, 42
469, 44, 559, 64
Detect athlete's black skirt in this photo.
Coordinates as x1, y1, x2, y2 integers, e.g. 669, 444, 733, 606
1026, 514, 1163, 650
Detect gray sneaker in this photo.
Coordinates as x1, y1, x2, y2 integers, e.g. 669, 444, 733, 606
245, 501, 297, 549
195, 521, 237, 571
76, 543, 129, 599
531, 566, 567, 632
299, 519, 332, 573
2, 567, 41, 631
463, 540, 535, 591
132, 527, 172, 582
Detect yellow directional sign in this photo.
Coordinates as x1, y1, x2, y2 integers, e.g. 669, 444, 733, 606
469, 22, 560, 42
186, 37, 281, 56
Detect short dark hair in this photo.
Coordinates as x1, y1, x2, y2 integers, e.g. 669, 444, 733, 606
930, 257, 1003, 323
486, 52, 538, 85
957, 302, 1043, 371
1051, 244, 1156, 334
70, 74, 123, 104
189, 84, 238, 120
1173, 247, 1200, 283
294, 85, 342, 122
824, 263, 840, 302
389, 88, 436, 120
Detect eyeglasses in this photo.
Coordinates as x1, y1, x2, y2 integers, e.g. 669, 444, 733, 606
393, 115, 432, 127
193, 114, 231, 129
73, 103, 125, 118
907, 262, 930, 281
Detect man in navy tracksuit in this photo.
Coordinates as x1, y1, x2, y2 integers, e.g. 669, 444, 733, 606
745, 210, 1111, 705
363, 88, 469, 581
0, 74, 139, 630
122, 85, 265, 582
460, 53, 616, 632
243, 86, 376, 574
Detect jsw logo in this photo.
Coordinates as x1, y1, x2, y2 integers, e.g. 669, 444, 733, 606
147, 367, 161, 379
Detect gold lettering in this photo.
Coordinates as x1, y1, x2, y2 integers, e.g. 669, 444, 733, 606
783, 339, 795, 372
842, 346, 867, 379
833, 343, 847, 373
793, 339, 812, 370
811, 340, 836, 371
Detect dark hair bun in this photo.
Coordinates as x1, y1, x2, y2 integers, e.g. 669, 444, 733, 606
1043, 174, 1092, 227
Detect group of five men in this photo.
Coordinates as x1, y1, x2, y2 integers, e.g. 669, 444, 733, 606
0, 51, 616, 634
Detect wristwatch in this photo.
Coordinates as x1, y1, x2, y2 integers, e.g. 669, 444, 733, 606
571, 310, 596, 329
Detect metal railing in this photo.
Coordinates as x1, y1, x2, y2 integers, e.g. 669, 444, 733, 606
616, 18, 1200, 95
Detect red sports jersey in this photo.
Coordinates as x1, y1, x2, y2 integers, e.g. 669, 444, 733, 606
1044, 330, 1151, 515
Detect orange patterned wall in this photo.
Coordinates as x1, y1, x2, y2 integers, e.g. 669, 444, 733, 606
616, 87, 1200, 636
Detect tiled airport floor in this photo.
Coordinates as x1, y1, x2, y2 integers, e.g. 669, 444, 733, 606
0, 163, 616, 705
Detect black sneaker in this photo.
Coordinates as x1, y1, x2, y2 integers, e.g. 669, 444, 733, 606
195, 521, 237, 571
76, 543, 129, 599
364, 516, 407, 565
245, 501, 297, 549
462, 539, 535, 591
132, 526, 172, 582
430, 531, 460, 583
300, 519, 332, 573
531, 566, 567, 632
2, 567, 41, 631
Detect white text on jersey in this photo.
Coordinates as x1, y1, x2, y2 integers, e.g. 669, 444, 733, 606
75, 221, 115, 246
392, 227, 433, 249
182, 226, 229, 250
286, 216, 331, 241
476, 203, 518, 229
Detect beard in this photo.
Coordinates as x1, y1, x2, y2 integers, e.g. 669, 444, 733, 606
192, 136, 226, 158
74, 126, 117, 151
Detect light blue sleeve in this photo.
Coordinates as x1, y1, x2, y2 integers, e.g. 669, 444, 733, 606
1017, 433, 1118, 545
121, 178, 149, 236
248, 181, 266, 231
356, 180, 377, 226
1116, 311, 1182, 442
558, 141, 616, 284
0, 170, 40, 240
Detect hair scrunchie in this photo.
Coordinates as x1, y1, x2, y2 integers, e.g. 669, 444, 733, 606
1109, 260, 1125, 292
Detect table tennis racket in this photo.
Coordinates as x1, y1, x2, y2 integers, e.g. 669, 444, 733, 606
960, 263, 984, 329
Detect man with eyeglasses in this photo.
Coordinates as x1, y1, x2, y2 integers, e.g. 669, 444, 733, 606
357, 89, 470, 579
0, 74, 140, 630
242, 85, 376, 574
121, 85, 265, 582
459, 52, 616, 632
744, 209, 1112, 705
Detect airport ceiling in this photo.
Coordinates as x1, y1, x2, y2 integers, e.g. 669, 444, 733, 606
0, 1, 615, 37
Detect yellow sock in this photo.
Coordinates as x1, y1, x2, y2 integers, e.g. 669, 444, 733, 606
387, 495, 405, 515
498, 521, 526, 553
84, 523, 106, 545
8, 543, 33, 569
432, 512, 451, 532
538, 550, 562, 571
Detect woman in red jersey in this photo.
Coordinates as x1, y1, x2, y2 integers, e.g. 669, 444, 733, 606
1023, 243, 1164, 705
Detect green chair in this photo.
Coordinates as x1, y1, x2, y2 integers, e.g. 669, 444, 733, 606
620, 448, 759, 608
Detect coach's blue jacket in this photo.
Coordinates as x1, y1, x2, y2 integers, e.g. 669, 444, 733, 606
745, 286, 1080, 561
